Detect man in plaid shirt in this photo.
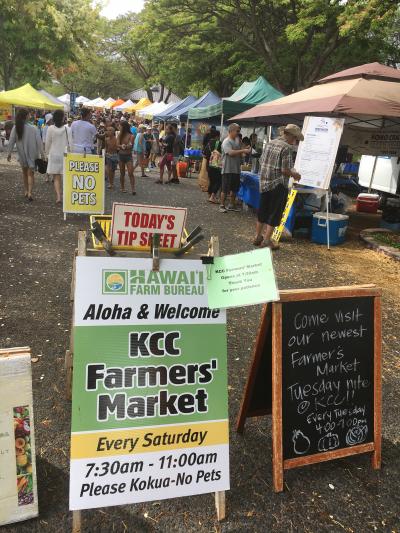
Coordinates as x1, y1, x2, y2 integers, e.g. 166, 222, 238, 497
253, 124, 303, 250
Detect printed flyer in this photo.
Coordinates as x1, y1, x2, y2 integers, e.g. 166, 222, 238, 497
70, 257, 229, 510
63, 152, 105, 214
296, 116, 345, 190
0, 348, 38, 526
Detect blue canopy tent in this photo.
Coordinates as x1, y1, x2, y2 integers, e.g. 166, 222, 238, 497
154, 95, 197, 121
177, 91, 221, 120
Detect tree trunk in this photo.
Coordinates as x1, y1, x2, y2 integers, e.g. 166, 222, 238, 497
164, 88, 172, 103
146, 88, 154, 102
158, 84, 165, 102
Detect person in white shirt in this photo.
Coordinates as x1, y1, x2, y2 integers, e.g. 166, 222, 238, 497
45, 109, 72, 204
42, 113, 53, 182
71, 108, 97, 154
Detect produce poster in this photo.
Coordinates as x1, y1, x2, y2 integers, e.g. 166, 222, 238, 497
110, 203, 187, 250
296, 116, 345, 190
63, 152, 105, 214
0, 349, 38, 526
70, 257, 229, 511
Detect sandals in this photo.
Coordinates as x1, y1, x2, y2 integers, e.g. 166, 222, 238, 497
121, 189, 127, 193
260, 240, 280, 250
253, 235, 263, 246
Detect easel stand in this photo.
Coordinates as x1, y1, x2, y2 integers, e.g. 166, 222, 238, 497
237, 285, 382, 493
294, 186, 331, 249
66, 231, 225, 532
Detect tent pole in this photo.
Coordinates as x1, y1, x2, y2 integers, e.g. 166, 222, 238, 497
220, 113, 224, 138
368, 156, 378, 193
326, 190, 330, 251
185, 117, 189, 148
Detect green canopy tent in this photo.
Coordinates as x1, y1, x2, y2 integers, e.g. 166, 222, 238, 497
188, 76, 283, 124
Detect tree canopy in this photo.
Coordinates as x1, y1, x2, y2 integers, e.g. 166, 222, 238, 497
0, 0, 399, 98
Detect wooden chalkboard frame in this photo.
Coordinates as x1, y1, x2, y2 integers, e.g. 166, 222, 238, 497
237, 285, 382, 493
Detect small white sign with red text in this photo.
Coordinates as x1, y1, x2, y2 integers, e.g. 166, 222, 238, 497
110, 203, 187, 250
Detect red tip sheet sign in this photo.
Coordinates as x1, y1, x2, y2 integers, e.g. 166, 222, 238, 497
110, 203, 187, 250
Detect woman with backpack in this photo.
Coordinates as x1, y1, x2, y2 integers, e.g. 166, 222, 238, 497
205, 130, 222, 204
7, 108, 45, 201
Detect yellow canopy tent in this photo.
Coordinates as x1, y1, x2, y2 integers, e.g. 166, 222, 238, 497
126, 97, 152, 112
0, 83, 63, 109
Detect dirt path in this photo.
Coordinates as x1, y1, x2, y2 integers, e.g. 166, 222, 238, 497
0, 153, 399, 532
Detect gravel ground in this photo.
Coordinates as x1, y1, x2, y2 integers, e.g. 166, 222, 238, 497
0, 153, 399, 533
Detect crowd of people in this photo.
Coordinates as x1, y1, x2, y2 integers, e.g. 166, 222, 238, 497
3, 106, 189, 201
3, 104, 303, 250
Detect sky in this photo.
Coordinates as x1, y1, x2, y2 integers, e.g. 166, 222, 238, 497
100, 0, 145, 19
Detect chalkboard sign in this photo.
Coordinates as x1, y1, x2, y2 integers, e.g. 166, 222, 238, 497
282, 296, 374, 460
236, 285, 382, 493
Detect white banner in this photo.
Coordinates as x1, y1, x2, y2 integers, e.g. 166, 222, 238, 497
74, 257, 225, 326
341, 127, 400, 157
295, 116, 345, 190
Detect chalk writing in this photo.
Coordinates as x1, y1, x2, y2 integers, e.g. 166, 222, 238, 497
282, 297, 374, 459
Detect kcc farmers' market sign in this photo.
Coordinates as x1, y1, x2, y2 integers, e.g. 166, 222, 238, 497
69, 257, 229, 510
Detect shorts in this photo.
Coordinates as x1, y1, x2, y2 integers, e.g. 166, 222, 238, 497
160, 153, 173, 171
221, 173, 240, 194
119, 153, 132, 164
106, 154, 118, 171
257, 185, 288, 227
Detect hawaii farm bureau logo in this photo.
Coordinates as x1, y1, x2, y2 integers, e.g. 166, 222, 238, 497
102, 270, 128, 294
102, 269, 204, 296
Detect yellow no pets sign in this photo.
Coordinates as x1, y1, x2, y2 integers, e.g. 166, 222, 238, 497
63, 153, 105, 214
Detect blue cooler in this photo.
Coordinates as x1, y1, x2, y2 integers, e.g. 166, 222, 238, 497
311, 212, 349, 245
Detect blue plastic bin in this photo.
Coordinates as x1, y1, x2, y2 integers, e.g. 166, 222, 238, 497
311, 212, 349, 245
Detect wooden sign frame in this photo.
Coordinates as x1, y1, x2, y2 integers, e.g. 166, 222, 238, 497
237, 285, 382, 493
67, 232, 226, 532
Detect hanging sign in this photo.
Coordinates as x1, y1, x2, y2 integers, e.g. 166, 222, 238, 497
341, 127, 400, 157
0, 347, 38, 526
63, 152, 105, 214
206, 248, 279, 309
296, 116, 344, 190
69, 257, 229, 511
110, 203, 187, 250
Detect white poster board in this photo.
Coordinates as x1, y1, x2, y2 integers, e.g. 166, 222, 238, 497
110, 203, 187, 250
0, 348, 38, 526
295, 116, 345, 190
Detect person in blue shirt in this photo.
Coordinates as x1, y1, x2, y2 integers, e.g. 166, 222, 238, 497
130, 121, 137, 136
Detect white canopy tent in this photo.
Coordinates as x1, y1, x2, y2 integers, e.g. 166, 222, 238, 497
38, 89, 70, 112
104, 97, 116, 108
86, 97, 106, 108
58, 93, 70, 104
137, 101, 172, 119
114, 99, 134, 111
76, 95, 89, 104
